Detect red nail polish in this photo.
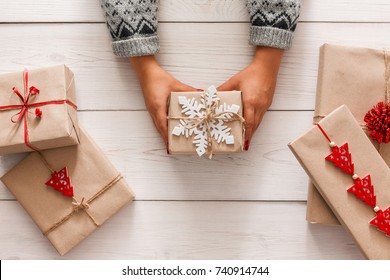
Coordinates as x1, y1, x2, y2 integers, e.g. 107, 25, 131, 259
244, 140, 250, 151
196, 88, 204, 92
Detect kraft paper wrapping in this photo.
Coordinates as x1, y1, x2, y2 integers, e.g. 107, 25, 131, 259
0, 128, 135, 255
308, 44, 390, 225
289, 105, 390, 259
168, 91, 244, 155
0, 65, 79, 155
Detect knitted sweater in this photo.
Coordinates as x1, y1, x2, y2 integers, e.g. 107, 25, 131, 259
100, 0, 300, 57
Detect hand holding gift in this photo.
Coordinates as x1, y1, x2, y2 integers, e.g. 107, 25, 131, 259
129, 56, 197, 147
217, 46, 284, 151
129, 47, 285, 154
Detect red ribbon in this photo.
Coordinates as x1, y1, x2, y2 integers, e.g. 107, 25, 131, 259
0, 69, 77, 151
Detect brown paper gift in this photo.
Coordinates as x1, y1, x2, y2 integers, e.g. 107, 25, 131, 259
168, 86, 244, 157
0, 128, 135, 255
308, 44, 390, 225
0, 65, 79, 155
289, 105, 390, 259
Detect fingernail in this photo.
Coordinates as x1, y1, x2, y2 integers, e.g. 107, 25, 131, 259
244, 140, 250, 151
196, 88, 204, 92
166, 148, 170, 155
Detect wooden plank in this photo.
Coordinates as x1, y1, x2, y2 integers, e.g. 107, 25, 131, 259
1, 0, 390, 23
0, 201, 364, 259
301, 0, 390, 22
1, 23, 390, 111
0, 111, 313, 200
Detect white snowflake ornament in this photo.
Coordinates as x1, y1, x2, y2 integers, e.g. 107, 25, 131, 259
172, 85, 243, 157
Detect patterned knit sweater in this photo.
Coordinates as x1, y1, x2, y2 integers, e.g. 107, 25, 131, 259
100, 0, 301, 57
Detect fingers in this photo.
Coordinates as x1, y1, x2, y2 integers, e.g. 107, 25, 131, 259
243, 105, 255, 151
145, 97, 169, 148
217, 78, 238, 91
174, 82, 198, 92
151, 108, 169, 147
243, 105, 266, 151
151, 82, 198, 148
254, 111, 265, 133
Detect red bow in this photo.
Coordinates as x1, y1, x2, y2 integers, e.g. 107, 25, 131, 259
10, 75, 41, 123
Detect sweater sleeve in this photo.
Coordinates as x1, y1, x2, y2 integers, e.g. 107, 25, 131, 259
100, 0, 160, 57
246, 0, 300, 50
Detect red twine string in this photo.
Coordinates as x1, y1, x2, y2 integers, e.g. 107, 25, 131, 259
364, 102, 390, 143
316, 123, 332, 143
0, 69, 77, 151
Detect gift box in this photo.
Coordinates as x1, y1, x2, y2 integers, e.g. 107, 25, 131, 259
0, 128, 135, 255
168, 85, 245, 158
0, 65, 79, 155
289, 105, 390, 259
308, 44, 390, 225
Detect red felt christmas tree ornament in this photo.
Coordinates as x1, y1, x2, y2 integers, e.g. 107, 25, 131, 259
325, 142, 354, 175
347, 175, 376, 208
45, 167, 74, 197
370, 207, 390, 237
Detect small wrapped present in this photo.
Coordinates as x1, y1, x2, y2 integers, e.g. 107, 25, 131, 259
289, 105, 390, 259
168, 85, 245, 158
0, 128, 135, 255
0, 65, 79, 155
308, 44, 390, 225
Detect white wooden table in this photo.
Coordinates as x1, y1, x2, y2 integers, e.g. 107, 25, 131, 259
1, 0, 389, 260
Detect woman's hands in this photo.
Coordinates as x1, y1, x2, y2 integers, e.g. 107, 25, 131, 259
130, 46, 284, 152
129, 55, 197, 147
217, 46, 284, 150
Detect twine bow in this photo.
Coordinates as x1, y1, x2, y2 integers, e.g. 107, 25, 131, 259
183, 100, 245, 129
0, 69, 78, 151
72, 197, 90, 212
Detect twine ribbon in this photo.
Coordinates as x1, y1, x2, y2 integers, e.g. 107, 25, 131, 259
0, 69, 77, 151
168, 94, 245, 159
384, 49, 390, 103
43, 173, 123, 236
313, 115, 368, 131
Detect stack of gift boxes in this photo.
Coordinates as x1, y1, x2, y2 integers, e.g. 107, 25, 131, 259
0, 66, 246, 255
289, 44, 390, 259
0, 65, 135, 255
